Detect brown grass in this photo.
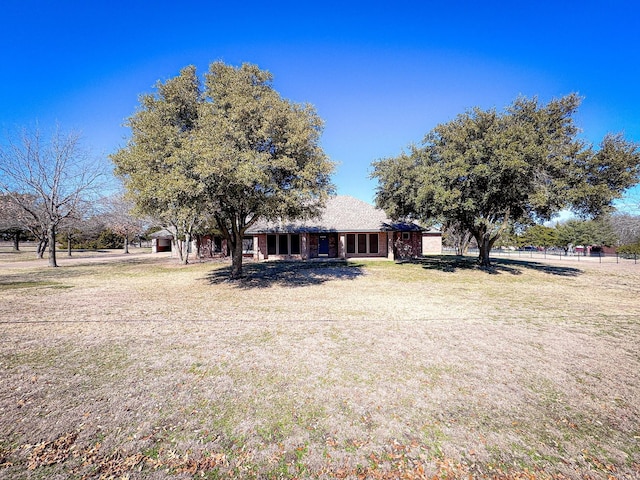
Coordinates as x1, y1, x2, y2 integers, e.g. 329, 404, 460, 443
0, 251, 639, 479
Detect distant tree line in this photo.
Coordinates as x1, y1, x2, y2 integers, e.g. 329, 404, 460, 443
0, 189, 154, 254
442, 214, 640, 255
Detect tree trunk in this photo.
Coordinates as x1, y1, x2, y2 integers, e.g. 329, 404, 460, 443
124, 234, 129, 254
195, 235, 202, 259
478, 235, 492, 267
470, 226, 494, 268
471, 215, 509, 268
48, 226, 58, 267
181, 232, 191, 265
37, 237, 47, 258
12, 231, 20, 251
230, 234, 244, 279
455, 232, 472, 256
172, 239, 179, 261
68, 235, 72, 256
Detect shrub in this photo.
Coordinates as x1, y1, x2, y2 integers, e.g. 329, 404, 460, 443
618, 241, 640, 256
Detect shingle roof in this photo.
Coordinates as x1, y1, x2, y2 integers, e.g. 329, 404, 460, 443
149, 228, 174, 238
246, 195, 425, 234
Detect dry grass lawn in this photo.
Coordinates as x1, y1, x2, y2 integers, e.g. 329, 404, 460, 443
0, 248, 639, 479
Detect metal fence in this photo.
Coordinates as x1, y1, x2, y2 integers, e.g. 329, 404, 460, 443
442, 247, 639, 265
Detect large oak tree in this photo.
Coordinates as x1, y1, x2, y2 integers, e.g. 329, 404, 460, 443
372, 94, 640, 267
112, 62, 334, 277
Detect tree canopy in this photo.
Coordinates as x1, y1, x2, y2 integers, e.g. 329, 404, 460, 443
555, 218, 618, 251
518, 224, 559, 249
112, 62, 334, 276
371, 94, 640, 266
111, 66, 204, 263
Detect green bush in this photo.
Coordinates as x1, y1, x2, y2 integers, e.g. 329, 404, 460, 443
59, 228, 124, 250
94, 229, 124, 249
618, 241, 640, 256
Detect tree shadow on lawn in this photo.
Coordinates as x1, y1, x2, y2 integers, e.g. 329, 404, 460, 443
404, 255, 582, 277
206, 259, 365, 288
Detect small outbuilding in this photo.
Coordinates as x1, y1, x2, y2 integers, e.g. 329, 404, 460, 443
149, 229, 173, 253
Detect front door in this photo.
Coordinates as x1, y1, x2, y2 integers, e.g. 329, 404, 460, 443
318, 235, 329, 256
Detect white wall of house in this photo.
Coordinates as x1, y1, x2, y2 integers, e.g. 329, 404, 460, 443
422, 233, 442, 254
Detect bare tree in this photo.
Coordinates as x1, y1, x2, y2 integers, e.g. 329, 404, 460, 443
0, 191, 50, 256
0, 193, 29, 251
102, 194, 147, 254
0, 126, 104, 266
443, 220, 473, 256
610, 213, 640, 246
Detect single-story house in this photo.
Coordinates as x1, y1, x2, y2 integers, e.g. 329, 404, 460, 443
151, 196, 441, 260
245, 195, 440, 261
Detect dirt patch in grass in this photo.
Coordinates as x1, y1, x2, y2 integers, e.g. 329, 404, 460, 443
1, 255, 639, 478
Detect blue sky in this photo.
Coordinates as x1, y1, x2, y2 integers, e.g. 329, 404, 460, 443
2, 1, 639, 210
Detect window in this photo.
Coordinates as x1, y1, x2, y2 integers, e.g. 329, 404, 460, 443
347, 233, 381, 255
267, 235, 277, 255
266, 234, 301, 256
369, 233, 379, 253
347, 234, 356, 254
290, 234, 300, 255
402, 232, 410, 240
358, 234, 367, 253
213, 236, 222, 253
242, 237, 254, 254
278, 234, 289, 255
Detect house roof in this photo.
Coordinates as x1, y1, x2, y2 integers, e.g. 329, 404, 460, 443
246, 195, 428, 234
149, 228, 174, 238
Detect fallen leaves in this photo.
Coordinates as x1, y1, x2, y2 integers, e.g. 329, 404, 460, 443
16, 431, 228, 478
5, 432, 628, 480
26, 431, 78, 470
